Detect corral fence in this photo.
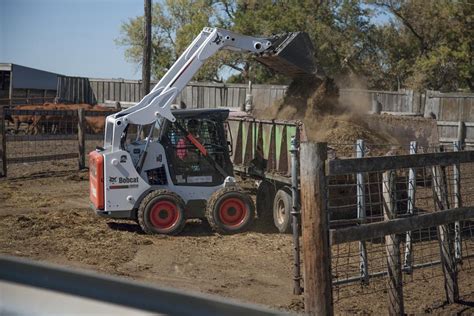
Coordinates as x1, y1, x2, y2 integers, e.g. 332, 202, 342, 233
0, 96, 57, 107
57, 76, 288, 109
57, 76, 474, 145
299, 140, 474, 315
0, 107, 116, 178
0, 90, 57, 107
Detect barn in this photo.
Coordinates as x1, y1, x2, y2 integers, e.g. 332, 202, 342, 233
0, 63, 59, 106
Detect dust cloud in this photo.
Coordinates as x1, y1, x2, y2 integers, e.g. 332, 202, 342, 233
252, 75, 392, 144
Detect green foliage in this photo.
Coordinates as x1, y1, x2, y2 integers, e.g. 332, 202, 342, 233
370, 0, 473, 91
117, 0, 473, 91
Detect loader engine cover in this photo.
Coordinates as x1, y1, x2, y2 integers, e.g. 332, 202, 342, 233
89, 151, 105, 210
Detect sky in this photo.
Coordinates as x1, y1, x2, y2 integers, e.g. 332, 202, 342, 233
0, 1, 392, 81
0, 0, 144, 79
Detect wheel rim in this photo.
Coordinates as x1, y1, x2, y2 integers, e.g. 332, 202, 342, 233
218, 198, 248, 228
150, 200, 180, 230
275, 198, 286, 226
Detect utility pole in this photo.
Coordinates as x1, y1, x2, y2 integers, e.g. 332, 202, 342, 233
142, 0, 152, 98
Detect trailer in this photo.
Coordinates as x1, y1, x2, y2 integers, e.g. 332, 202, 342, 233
228, 111, 303, 233
227, 110, 440, 233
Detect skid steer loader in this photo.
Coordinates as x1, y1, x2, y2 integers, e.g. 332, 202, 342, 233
89, 27, 315, 235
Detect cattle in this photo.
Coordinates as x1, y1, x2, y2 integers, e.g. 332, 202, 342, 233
9, 103, 117, 135
9, 104, 46, 134
85, 105, 115, 134
41, 103, 93, 134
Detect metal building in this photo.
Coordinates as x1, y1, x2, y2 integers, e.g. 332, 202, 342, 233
0, 63, 60, 106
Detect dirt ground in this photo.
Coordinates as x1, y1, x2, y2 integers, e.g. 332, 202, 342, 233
1, 161, 474, 314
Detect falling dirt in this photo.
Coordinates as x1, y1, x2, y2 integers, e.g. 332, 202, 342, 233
252, 76, 396, 145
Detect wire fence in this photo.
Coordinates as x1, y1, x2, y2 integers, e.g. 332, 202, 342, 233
0, 107, 116, 178
324, 139, 474, 313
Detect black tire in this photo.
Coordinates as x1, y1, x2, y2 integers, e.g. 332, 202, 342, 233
206, 187, 255, 234
273, 188, 292, 233
256, 181, 276, 224
138, 190, 186, 235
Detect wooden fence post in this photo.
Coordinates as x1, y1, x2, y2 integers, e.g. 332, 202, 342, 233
300, 142, 333, 316
432, 164, 459, 303
382, 170, 404, 315
77, 108, 85, 170
0, 107, 6, 177
457, 121, 466, 147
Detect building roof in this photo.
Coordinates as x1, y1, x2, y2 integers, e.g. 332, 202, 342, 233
0, 63, 61, 90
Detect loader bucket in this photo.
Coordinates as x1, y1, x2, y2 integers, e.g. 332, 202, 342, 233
256, 32, 316, 78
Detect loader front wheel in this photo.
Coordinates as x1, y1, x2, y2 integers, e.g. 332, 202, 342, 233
138, 190, 186, 235
206, 188, 255, 234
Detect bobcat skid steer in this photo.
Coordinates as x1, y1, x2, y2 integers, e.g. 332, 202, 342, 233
89, 27, 315, 235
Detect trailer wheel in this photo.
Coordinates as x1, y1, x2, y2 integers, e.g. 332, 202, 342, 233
273, 188, 292, 233
256, 181, 276, 225
206, 187, 255, 234
138, 190, 186, 235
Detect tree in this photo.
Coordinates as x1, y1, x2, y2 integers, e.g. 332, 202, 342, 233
116, 0, 221, 81
370, 0, 473, 91
226, 0, 380, 84
117, 1, 472, 92
117, 0, 380, 85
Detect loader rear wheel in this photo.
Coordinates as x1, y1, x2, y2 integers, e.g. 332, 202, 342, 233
138, 190, 186, 235
273, 188, 292, 233
206, 187, 255, 234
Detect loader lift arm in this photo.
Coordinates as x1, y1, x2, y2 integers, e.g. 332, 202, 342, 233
103, 27, 315, 153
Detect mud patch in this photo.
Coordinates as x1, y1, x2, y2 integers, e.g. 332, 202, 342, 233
0, 208, 154, 273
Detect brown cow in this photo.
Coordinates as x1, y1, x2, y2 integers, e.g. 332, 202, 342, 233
41, 103, 93, 134
85, 105, 117, 134
10, 104, 46, 134
11, 103, 95, 135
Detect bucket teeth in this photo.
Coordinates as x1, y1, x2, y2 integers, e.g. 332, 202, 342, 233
256, 32, 316, 78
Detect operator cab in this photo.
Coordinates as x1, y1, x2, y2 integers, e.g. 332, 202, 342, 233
121, 108, 233, 187
160, 108, 233, 187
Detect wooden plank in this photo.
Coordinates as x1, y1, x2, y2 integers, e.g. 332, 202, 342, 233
7, 109, 77, 116
192, 86, 198, 108
383, 170, 404, 315
203, 86, 210, 108
330, 207, 474, 245
428, 91, 474, 98
300, 142, 333, 316
84, 110, 116, 117
329, 150, 474, 175
7, 153, 78, 164
120, 82, 126, 101
77, 108, 85, 170
6, 134, 77, 142
457, 121, 466, 145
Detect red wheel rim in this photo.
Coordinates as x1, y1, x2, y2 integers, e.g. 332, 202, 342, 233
150, 201, 180, 230
218, 198, 248, 227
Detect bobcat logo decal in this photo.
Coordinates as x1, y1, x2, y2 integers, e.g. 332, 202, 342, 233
109, 176, 117, 183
